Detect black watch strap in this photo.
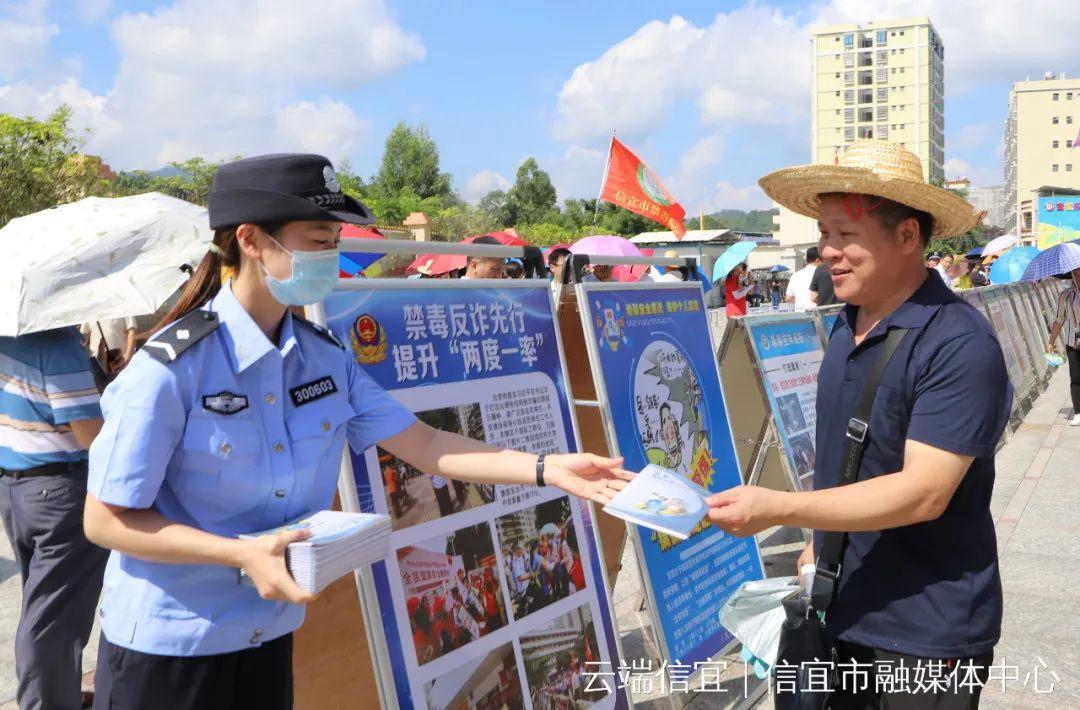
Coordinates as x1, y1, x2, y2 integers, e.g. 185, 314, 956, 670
536, 455, 546, 487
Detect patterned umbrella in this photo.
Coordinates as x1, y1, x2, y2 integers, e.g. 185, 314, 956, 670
1020, 241, 1080, 281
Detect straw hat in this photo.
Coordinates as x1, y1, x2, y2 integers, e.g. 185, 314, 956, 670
759, 139, 983, 238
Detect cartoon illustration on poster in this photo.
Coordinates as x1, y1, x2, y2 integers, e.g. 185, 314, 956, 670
580, 282, 764, 667
325, 282, 628, 710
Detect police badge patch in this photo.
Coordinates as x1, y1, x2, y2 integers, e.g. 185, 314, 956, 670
202, 391, 249, 416
351, 314, 387, 365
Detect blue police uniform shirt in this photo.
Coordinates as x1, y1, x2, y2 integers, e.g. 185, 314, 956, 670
88, 283, 416, 656
813, 273, 1012, 658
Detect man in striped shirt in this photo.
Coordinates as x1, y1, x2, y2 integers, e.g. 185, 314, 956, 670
0, 327, 109, 709
1048, 268, 1080, 426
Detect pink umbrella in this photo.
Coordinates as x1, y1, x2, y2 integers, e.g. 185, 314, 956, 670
569, 234, 643, 258
613, 248, 653, 282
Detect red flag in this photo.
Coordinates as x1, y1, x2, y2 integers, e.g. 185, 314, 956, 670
599, 138, 686, 238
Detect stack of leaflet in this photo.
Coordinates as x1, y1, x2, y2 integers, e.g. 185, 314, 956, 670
240, 511, 391, 594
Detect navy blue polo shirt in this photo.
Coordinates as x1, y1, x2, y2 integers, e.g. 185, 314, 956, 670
814, 272, 1012, 658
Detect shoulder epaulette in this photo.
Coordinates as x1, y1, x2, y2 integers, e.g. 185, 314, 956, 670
294, 316, 344, 350
143, 310, 220, 364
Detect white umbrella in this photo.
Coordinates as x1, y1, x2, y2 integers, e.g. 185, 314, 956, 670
0, 193, 211, 336
982, 233, 1019, 257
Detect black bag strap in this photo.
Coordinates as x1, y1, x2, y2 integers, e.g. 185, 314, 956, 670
810, 326, 909, 612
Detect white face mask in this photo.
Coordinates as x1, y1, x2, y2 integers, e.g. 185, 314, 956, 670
261, 236, 339, 306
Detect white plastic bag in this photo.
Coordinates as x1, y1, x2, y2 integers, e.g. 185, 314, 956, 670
719, 576, 800, 672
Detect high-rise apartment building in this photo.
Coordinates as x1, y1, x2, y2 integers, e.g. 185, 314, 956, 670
774, 17, 946, 247
1004, 74, 1080, 240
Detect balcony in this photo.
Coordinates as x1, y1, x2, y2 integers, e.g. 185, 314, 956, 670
858, 70, 873, 86
858, 53, 873, 67
858, 109, 874, 123
859, 89, 873, 104
858, 126, 874, 139
858, 35, 873, 49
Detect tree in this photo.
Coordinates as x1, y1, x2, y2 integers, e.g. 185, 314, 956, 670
430, 205, 499, 241
373, 122, 452, 200
0, 107, 108, 227
505, 158, 557, 225
111, 157, 226, 206
478, 189, 513, 227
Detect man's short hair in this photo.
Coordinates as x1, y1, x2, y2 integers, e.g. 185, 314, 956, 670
548, 247, 571, 266
467, 235, 502, 265
806, 246, 821, 263
820, 192, 934, 246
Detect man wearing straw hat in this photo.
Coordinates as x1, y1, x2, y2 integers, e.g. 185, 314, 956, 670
706, 139, 1010, 708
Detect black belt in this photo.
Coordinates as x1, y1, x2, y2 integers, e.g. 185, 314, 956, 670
0, 461, 85, 480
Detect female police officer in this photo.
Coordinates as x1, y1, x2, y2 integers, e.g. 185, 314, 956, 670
84, 154, 630, 709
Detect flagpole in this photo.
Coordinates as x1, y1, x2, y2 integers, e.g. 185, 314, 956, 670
592, 129, 615, 227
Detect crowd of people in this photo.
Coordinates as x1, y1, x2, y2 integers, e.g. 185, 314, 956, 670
407, 567, 507, 664
504, 520, 585, 619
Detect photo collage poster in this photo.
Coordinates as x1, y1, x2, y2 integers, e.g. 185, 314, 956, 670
577, 281, 765, 667
326, 282, 628, 710
984, 290, 1027, 392
746, 316, 825, 491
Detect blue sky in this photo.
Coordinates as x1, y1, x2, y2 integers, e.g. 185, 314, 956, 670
2, 0, 1076, 212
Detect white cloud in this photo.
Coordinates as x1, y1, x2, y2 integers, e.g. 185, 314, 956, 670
704, 180, 772, 211
553, 7, 805, 145
950, 122, 995, 152
461, 170, 511, 204
544, 144, 607, 204
943, 157, 999, 187
75, 0, 112, 24
272, 99, 371, 164
0, 1, 57, 78
0, 0, 424, 170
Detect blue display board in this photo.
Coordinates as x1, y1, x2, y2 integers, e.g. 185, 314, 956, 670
578, 281, 765, 667
325, 281, 628, 710
744, 316, 825, 491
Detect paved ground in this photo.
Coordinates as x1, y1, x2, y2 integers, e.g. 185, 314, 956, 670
0, 369, 1076, 708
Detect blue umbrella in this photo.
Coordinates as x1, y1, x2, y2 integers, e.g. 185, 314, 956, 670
989, 246, 1040, 284
769, 264, 790, 273
695, 267, 714, 293
1020, 241, 1080, 281
712, 241, 758, 282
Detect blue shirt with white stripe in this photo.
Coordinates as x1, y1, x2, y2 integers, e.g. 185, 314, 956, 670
0, 328, 102, 471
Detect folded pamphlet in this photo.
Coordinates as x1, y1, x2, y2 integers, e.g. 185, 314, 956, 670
602, 464, 710, 540
239, 510, 392, 594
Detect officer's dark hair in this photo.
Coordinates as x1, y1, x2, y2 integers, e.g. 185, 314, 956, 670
148, 223, 284, 335
819, 192, 933, 246
805, 246, 821, 263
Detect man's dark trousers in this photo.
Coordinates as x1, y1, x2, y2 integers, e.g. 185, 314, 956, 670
0, 465, 108, 709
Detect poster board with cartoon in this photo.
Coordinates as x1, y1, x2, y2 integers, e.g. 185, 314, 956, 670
576, 281, 765, 668
324, 280, 629, 710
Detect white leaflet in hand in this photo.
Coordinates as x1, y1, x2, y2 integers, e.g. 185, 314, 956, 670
602, 464, 709, 540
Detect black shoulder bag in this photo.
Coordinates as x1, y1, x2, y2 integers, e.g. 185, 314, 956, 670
773, 327, 909, 710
